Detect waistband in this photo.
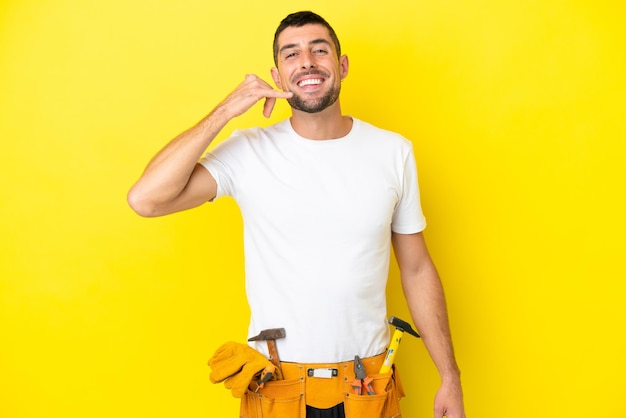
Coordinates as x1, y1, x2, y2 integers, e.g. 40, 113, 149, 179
281, 351, 387, 380
278, 351, 387, 409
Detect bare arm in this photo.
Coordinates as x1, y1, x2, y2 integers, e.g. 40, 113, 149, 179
392, 231, 466, 418
127, 74, 293, 217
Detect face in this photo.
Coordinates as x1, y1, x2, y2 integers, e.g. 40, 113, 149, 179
271, 24, 348, 114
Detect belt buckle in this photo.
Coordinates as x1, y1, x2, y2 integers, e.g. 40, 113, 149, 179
307, 368, 338, 379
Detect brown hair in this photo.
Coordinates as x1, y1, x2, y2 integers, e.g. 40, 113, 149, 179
273, 11, 341, 66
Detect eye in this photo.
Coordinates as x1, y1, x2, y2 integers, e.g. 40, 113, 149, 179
313, 48, 328, 55
283, 51, 298, 60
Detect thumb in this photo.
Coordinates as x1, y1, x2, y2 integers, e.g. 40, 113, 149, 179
223, 362, 263, 398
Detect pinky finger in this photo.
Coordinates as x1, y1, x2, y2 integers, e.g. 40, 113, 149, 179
262, 97, 276, 118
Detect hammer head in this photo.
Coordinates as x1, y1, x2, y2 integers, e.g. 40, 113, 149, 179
248, 328, 286, 342
389, 316, 420, 339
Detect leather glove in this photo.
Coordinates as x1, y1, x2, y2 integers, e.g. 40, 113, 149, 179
208, 342, 272, 398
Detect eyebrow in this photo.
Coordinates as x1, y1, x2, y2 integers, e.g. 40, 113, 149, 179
279, 38, 332, 55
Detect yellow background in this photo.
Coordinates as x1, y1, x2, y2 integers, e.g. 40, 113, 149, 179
1, 0, 624, 417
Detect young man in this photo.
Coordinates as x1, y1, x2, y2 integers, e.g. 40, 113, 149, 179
128, 11, 465, 418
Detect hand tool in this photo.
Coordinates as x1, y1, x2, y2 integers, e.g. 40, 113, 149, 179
248, 328, 286, 379
351, 355, 375, 395
254, 364, 275, 392
379, 316, 420, 373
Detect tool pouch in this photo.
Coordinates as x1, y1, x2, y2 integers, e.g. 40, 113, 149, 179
343, 365, 405, 418
239, 354, 404, 418
240, 377, 305, 418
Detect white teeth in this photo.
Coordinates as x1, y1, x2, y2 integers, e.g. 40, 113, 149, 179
298, 78, 323, 87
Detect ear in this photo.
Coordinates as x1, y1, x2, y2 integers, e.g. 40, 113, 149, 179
270, 67, 283, 90
339, 54, 349, 80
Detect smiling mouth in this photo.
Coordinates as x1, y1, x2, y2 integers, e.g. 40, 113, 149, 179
297, 78, 324, 87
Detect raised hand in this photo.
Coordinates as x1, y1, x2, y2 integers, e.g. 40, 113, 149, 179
217, 74, 293, 119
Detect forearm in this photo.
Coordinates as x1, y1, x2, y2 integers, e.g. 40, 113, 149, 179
401, 263, 461, 382
128, 74, 292, 217
392, 232, 461, 381
128, 106, 229, 215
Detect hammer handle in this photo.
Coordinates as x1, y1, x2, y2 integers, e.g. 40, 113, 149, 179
380, 328, 404, 373
266, 340, 283, 377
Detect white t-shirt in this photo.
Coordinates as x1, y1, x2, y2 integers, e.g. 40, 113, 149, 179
199, 118, 426, 363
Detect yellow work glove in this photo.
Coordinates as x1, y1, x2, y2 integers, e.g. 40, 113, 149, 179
208, 342, 272, 398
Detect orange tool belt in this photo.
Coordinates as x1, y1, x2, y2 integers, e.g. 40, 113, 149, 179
241, 351, 405, 418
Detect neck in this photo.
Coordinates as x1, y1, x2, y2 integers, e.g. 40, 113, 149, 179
289, 101, 352, 140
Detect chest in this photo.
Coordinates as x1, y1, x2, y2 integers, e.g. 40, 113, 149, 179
235, 144, 403, 239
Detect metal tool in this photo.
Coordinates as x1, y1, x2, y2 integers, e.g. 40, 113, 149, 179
379, 316, 420, 373
351, 355, 375, 395
254, 364, 275, 392
248, 328, 286, 379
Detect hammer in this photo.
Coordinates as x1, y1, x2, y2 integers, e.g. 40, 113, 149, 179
379, 316, 420, 373
248, 328, 286, 379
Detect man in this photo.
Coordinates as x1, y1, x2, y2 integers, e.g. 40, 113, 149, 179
128, 11, 465, 418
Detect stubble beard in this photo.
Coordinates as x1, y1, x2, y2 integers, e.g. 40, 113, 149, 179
287, 80, 341, 114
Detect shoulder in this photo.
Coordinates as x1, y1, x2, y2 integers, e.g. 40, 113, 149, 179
230, 119, 291, 141
208, 119, 290, 153
354, 118, 412, 143
206, 119, 292, 165
352, 118, 414, 151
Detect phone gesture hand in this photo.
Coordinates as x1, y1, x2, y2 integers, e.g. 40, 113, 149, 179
220, 74, 293, 119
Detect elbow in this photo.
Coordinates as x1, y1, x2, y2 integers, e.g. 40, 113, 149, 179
127, 187, 160, 218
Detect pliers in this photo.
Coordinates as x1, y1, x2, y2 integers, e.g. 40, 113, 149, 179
254, 364, 276, 392
351, 355, 375, 395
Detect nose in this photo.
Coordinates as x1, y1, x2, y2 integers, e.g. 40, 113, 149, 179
299, 50, 315, 69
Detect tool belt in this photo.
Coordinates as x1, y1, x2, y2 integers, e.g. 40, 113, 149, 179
240, 351, 405, 418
